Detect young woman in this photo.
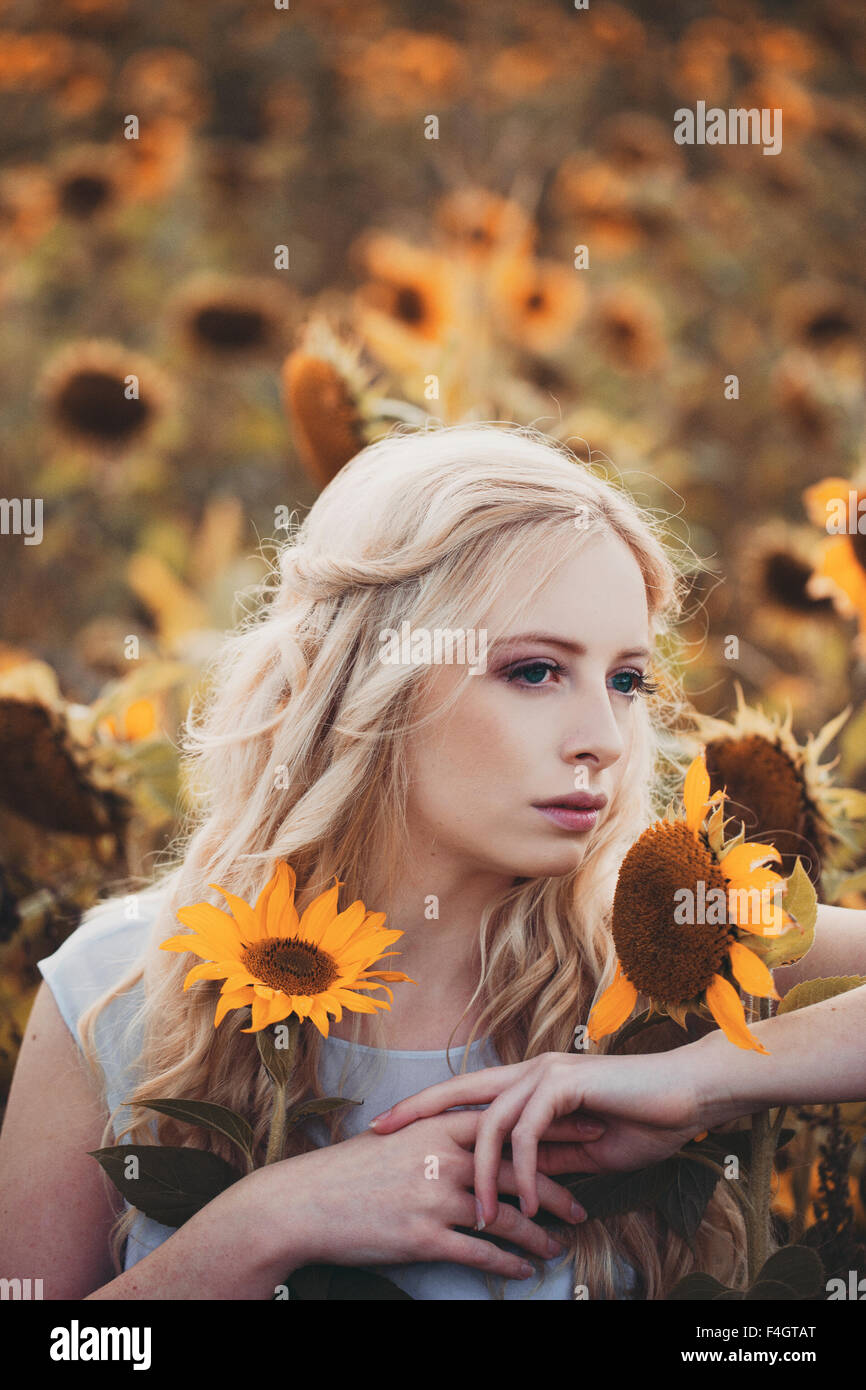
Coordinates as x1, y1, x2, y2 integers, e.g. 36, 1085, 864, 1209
1, 422, 865, 1301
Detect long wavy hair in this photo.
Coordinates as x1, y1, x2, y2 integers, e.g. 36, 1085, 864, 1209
78, 420, 748, 1298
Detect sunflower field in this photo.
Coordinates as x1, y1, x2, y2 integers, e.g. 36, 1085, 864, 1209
1, 0, 866, 1300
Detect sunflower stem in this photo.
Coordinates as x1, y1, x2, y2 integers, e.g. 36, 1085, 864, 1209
745, 1107, 775, 1282
265, 1082, 289, 1166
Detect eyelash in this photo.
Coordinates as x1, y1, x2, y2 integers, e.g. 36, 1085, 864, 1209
502, 660, 660, 700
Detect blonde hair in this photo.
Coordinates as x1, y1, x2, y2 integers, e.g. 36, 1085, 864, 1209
79, 420, 747, 1298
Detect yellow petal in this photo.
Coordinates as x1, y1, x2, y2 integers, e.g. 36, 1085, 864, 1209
720, 842, 782, 879
209, 882, 259, 941
295, 879, 342, 943
241, 991, 295, 1032
315, 899, 367, 953
587, 961, 638, 1041
704, 974, 769, 1054
182, 960, 232, 990
160, 933, 218, 960
264, 861, 300, 939
214, 987, 254, 1027
175, 903, 244, 961
802, 477, 852, 527
727, 942, 779, 999
683, 749, 717, 831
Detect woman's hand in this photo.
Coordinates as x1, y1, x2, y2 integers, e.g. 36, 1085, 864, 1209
267, 1106, 603, 1282
368, 1049, 706, 1227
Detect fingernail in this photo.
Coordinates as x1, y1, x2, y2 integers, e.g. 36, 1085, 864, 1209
474, 1198, 486, 1232
518, 1263, 534, 1279
369, 1106, 392, 1128
547, 1236, 564, 1256
570, 1201, 587, 1222
519, 1197, 527, 1215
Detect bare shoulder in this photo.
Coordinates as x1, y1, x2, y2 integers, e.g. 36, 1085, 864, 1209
0, 980, 122, 1298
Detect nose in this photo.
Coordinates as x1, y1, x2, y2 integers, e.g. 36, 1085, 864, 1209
560, 672, 628, 775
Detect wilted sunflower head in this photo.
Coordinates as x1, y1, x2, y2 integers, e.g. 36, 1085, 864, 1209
38, 338, 172, 453
281, 318, 378, 488
691, 681, 866, 890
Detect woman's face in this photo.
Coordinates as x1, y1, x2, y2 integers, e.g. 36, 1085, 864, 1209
404, 528, 651, 880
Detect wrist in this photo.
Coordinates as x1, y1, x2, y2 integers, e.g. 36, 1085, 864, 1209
675, 1028, 766, 1131
221, 1151, 323, 1281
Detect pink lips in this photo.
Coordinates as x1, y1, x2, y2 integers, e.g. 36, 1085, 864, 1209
533, 793, 607, 833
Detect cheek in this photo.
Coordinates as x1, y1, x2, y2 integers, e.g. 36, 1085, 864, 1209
408, 684, 533, 809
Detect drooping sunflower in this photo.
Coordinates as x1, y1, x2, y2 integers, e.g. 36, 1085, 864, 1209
689, 681, 866, 894
160, 861, 415, 1035
587, 750, 808, 1054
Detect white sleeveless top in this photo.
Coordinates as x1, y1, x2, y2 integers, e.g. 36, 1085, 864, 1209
38, 892, 636, 1300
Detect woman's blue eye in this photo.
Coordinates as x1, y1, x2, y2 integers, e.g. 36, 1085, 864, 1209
503, 660, 562, 687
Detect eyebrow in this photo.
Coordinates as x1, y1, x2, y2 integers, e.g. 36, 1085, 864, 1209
489, 632, 651, 661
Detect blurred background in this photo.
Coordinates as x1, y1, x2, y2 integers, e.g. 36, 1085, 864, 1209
0, 0, 865, 1252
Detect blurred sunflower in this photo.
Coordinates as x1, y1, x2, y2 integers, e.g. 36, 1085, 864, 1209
777, 282, 864, 361
353, 232, 457, 343
161, 860, 415, 1035
171, 273, 294, 360
50, 41, 110, 119
587, 750, 808, 1055
672, 18, 735, 97
489, 254, 585, 354
597, 111, 686, 182
335, 28, 468, 118
434, 187, 535, 263
483, 42, 562, 102
117, 46, 209, 124
803, 476, 866, 644
38, 339, 173, 454
689, 682, 866, 892
591, 286, 668, 373
738, 520, 838, 634
552, 157, 644, 259
771, 353, 839, 444
52, 143, 128, 222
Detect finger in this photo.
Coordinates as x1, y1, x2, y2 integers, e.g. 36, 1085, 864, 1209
509, 1085, 560, 1218
434, 1229, 538, 1283
368, 1063, 526, 1132
538, 1115, 606, 1143
473, 1078, 540, 1227
477, 1198, 568, 1263
496, 1159, 587, 1226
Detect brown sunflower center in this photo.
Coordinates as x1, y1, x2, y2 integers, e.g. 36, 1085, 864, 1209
612, 820, 732, 1003
240, 937, 338, 996
704, 734, 825, 884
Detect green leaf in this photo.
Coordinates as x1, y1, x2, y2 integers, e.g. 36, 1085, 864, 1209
777, 975, 866, 1015
655, 1158, 720, 1245
755, 1245, 824, 1297
88, 1145, 242, 1227
284, 1095, 363, 1128
133, 1099, 254, 1164
257, 1016, 300, 1088
744, 1279, 802, 1300
286, 1264, 413, 1300
563, 1159, 678, 1219
667, 1272, 732, 1300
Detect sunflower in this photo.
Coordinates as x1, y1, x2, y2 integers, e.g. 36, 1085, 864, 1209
587, 750, 807, 1054
171, 273, 294, 359
160, 861, 415, 1035
803, 476, 866, 645
489, 253, 585, 353
38, 339, 172, 454
689, 680, 866, 891
434, 187, 535, 263
52, 143, 127, 221
591, 286, 668, 373
353, 232, 457, 343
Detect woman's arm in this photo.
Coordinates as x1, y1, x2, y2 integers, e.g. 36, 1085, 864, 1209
0, 983, 317, 1299
687, 978, 866, 1128
773, 902, 866, 994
